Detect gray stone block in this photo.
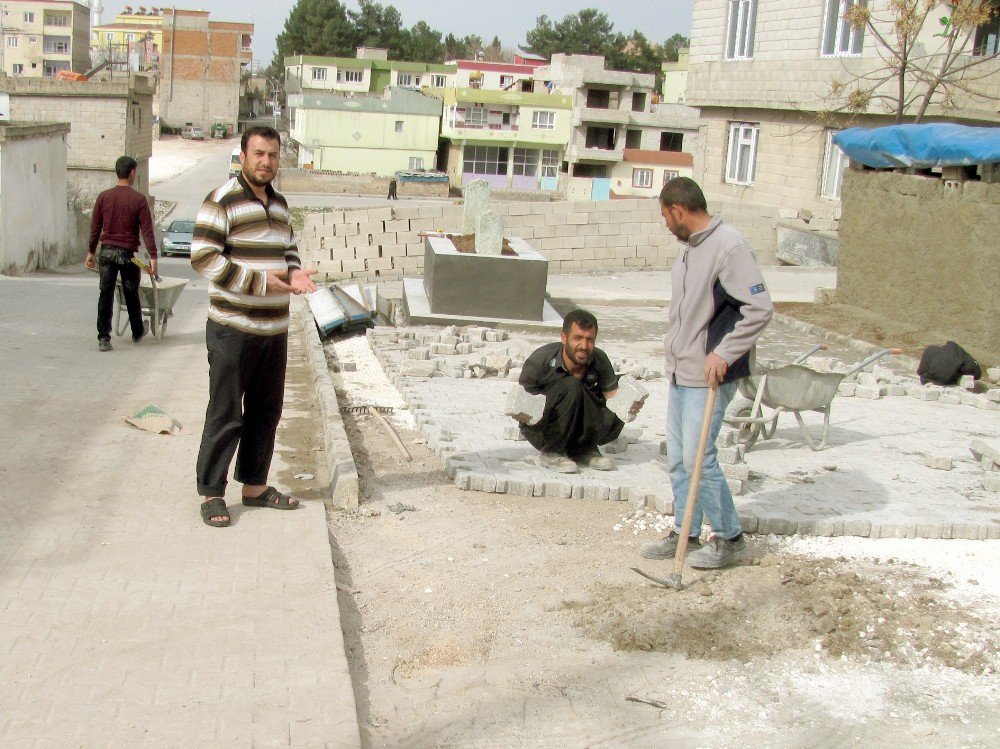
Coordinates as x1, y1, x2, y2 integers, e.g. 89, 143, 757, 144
407, 348, 430, 360
837, 382, 856, 397
606, 375, 649, 424
985, 388, 1000, 402
856, 372, 878, 386
916, 523, 943, 539
583, 485, 611, 501
726, 478, 746, 495
959, 375, 976, 390
439, 334, 460, 346
813, 518, 845, 537
986, 367, 1000, 383
717, 445, 744, 465
855, 385, 883, 399
738, 513, 759, 534
717, 428, 738, 447
910, 387, 940, 401
924, 454, 953, 471
431, 343, 456, 355
505, 386, 546, 425
622, 426, 642, 444
602, 436, 628, 454
970, 439, 1000, 465
843, 519, 872, 537
543, 481, 573, 499
885, 384, 908, 396
502, 425, 526, 441
722, 463, 750, 481
485, 330, 508, 342
484, 355, 512, 376
456, 343, 475, 354
938, 391, 963, 405
401, 360, 437, 377
984, 476, 1000, 493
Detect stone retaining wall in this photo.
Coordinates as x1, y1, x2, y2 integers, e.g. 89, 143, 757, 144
278, 169, 449, 198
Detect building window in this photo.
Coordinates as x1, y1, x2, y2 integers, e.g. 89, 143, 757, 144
660, 131, 684, 152
465, 106, 487, 126
625, 130, 642, 149
430, 74, 446, 87
463, 145, 509, 175
7, 37, 18, 48
821, 130, 848, 198
44, 63, 59, 77
106, 32, 114, 42
395, 120, 404, 132
822, 1, 867, 57
23, 12, 34, 23
663, 170, 680, 184
499, 74, 514, 88
397, 73, 412, 86
12, 63, 23, 74
311, 67, 327, 81
512, 148, 539, 177
409, 157, 424, 170
45, 14, 68, 27
532, 111, 555, 130
726, 122, 760, 185
541, 149, 560, 179
345, 69, 362, 83
586, 88, 611, 108
973, 2, 999, 56
632, 168, 653, 188
632, 92, 647, 112
126, 33, 135, 43
725, 0, 757, 60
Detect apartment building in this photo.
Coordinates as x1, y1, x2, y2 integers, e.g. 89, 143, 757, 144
438, 86, 573, 192
535, 53, 699, 200
90, 8, 162, 72
288, 86, 442, 176
686, 0, 1000, 255
285, 49, 456, 96
1, 0, 90, 78
448, 59, 541, 92
157, 8, 252, 133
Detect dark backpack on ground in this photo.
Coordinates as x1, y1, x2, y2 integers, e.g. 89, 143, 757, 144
917, 341, 981, 386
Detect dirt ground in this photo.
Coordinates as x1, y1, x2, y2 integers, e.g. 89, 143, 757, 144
322, 408, 999, 749
776, 302, 996, 368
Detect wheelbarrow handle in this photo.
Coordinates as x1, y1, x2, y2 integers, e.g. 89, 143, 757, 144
792, 343, 829, 364
845, 348, 903, 377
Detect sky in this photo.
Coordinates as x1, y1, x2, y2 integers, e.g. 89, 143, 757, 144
99, 1, 695, 67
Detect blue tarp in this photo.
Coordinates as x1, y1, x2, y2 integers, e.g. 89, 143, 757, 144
832, 124, 1000, 169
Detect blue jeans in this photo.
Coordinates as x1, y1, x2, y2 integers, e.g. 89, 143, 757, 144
666, 381, 741, 539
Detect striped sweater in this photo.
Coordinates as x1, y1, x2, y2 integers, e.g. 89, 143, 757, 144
191, 175, 302, 335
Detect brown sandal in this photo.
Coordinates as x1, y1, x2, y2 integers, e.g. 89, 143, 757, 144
241, 486, 298, 510
200, 497, 231, 527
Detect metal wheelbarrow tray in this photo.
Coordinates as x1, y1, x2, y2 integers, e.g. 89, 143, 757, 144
725, 344, 903, 451
114, 274, 188, 339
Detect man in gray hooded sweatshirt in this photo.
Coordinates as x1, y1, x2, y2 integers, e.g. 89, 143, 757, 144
640, 177, 773, 569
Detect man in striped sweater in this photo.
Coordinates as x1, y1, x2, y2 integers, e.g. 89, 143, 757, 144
191, 126, 318, 527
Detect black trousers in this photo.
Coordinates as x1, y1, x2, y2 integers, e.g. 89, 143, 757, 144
97, 246, 143, 340
196, 319, 287, 497
520, 377, 624, 459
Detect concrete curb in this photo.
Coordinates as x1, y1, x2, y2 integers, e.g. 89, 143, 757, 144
773, 312, 921, 371
293, 296, 360, 509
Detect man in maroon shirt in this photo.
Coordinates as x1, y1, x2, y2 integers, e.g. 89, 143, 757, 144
85, 155, 158, 351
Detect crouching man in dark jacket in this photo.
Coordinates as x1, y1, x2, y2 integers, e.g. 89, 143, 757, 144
519, 309, 638, 473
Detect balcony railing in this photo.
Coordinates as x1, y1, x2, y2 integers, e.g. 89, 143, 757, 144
454, 122, 518, 131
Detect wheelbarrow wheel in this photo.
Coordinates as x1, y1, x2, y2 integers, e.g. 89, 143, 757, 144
727, 398, 761, 450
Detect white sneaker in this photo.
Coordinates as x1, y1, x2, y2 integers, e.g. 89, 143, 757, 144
686, 535, 749, 569
538, 451, 579, 473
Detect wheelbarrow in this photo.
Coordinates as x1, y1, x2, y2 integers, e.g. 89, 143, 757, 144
724, 344, 903, 451
114, 265, 187, 340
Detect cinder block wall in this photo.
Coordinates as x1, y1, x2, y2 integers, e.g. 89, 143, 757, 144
297, 199, 686, 281
838, 169, 1000, 363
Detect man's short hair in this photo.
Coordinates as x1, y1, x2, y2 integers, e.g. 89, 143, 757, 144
115, 156, 137, 179
659, 176, 708, 213
562, 308, 598, 334
241, 125, 281, 154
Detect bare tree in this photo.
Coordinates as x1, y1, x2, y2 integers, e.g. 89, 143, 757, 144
824, 0, 998, 124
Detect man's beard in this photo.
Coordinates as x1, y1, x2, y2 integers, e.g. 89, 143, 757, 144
242, 167, 273, 187
564, 344, 592, 366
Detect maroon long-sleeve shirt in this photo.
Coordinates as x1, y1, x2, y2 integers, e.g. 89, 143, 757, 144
88, 185, 158, 258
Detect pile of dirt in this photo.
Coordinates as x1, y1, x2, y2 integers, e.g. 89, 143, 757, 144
569, 554, 995, 674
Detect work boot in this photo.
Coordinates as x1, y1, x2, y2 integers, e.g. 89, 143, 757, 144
578, 448, 614, 471
686, 535, 749, 569
538, 451, 578, 474
98, 338, 113, 352
639, 531, 702, 560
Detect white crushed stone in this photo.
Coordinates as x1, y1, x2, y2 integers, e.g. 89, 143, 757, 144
329, 334, 414, 429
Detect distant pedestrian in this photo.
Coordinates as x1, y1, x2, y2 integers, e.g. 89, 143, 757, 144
387, 177, 398, 200
190, 125, 318, 528
85, 155, 158, 351
639, 177, 772, 569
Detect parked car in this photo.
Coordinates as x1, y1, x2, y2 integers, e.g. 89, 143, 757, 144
181, 125, 205, 140
230, 145, 241, 177
161, 219, 195, 256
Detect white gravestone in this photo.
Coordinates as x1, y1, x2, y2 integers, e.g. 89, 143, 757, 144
463, 179, 491, 234
475, 210, 504, 256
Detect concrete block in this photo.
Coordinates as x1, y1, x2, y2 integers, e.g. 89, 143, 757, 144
583, 484, 611, 501
484, 355, 512, 376
722, 463, 750, 481
969, 439, 1000, 465
621, 426, 641, 444
938, 391, 963, 405
456, 343, 474, 354
984, 476, 1000, 492
430, 343, 455, 355
924, 454, 953, 470
837, 382, 856, 397
606, 375, 648, 423
986, 388, 1000, 402
856, 372, 878, 386
959, 375, 976, 389
505, 386, 546, 425
910, 386, 940, 401
885, 384, 908, 396
843, 519, 872, 537
485, 330, 508, 342
986, 367, 1000, 383
855, 385, 883, 399
401, 360, 438, 377
717, 428, 738, 447
716, 445, 744, 465
602, 436, 628, 454
543, 481, 573, 499
407, 348, 430, 360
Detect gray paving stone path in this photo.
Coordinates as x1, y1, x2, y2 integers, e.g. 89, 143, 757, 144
0, 266, 361, 747
356, 272, 999, 542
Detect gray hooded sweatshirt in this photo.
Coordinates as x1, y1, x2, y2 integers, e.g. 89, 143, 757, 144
663, 214, 773, 387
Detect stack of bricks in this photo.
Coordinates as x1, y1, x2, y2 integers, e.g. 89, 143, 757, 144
971, 439, 1000, 493
296, 197, 682, 283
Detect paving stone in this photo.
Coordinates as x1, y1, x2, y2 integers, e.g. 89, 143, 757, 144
843, 519, 872, 537
717, 428, 738, 447
984, 476, 1000, 493
439, 335, 460, 346
837, 382, 856, 396
872, 365, 895, 382
856, 372, 878, 386
485, 330, 508, 342
812, 518, 845, 537
659, 440, 668, 456
621, 426, 642, 444
969, 439, 1000, 465
484, 355, 512, 376
961, 392, 984, 407
885, 384, 908, 396
502, 425, 527, 441
759, 517, 796, 535
602, 436, 628, 454
938, 391, 963, 405
738, 513, 759, 534
456, 343, 475, 354
431, 343, 455, 355
959, 375, 976, 390
986, 367, 1000, 383
504, 386, 546, 425
583, 485, 611, 501
916, 523, 944, 539
722, 463, 750, 481
924, 454, 953, 471
854, 385, 883, 399
407, 348, 430, 360
910, 386, 940, 401
606, 376, 649, 424
985, 388, 1000, 402
716, 445, 744, 465
401, 360, 437, 377
543, 481, 573, 499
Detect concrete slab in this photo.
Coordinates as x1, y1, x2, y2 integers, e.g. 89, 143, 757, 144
402, 276, 563, 331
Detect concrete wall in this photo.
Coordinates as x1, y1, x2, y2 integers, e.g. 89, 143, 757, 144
276, 169, 448, 197
837, 168, 1000, 362
297, 199, 684, 282
2, 74, 155, 207
0, 123, 73, 274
